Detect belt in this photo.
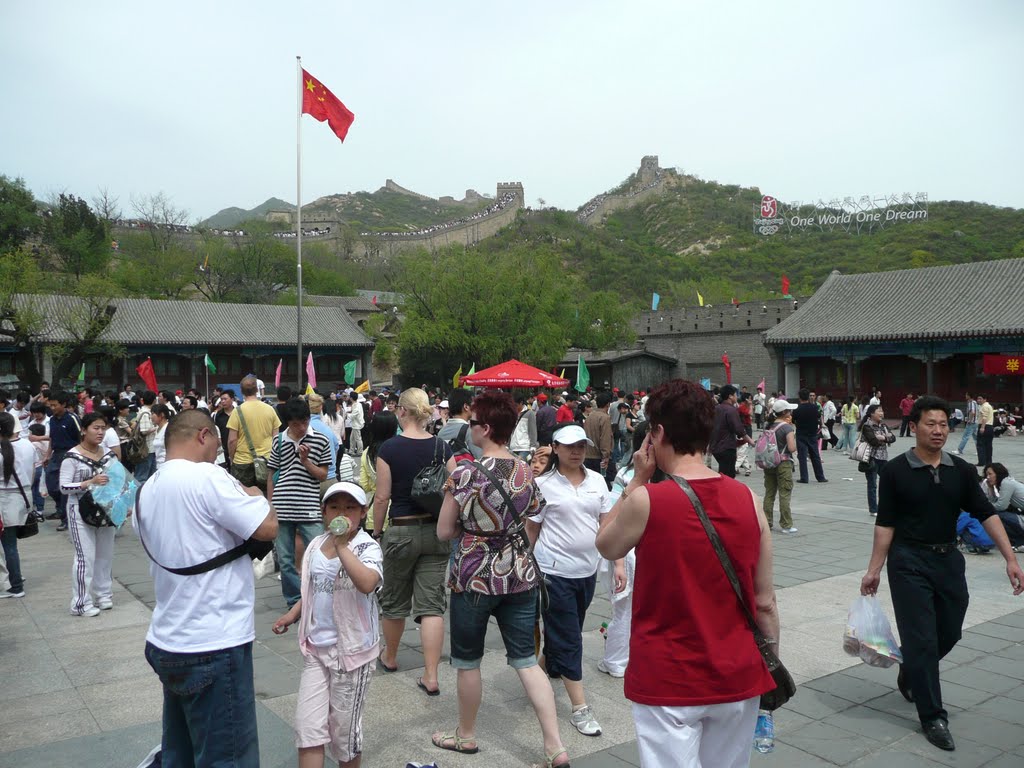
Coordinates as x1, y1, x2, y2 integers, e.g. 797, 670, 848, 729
389, 515, 434, 527
902, 540, 958, 554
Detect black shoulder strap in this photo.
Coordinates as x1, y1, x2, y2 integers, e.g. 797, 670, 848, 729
669, 474, 763, 640
134, 486, 249, 576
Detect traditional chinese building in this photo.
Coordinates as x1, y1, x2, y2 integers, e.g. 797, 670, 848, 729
763, 259, 1024, 406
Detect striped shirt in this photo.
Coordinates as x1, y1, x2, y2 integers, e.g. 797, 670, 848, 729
267, 428, 331, 521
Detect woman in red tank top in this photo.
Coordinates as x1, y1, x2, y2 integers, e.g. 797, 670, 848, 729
597, 379, 780, 768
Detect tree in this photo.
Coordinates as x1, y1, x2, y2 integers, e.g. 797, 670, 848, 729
47, 275, 124, 385
0, 175, 41, 252
42, 193, 109, 277
396, 243, 635, 384
130, 191, 191, 251
91, 187, 122, 225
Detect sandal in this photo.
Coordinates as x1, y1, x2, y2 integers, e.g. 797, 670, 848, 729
431, 727, 479, 754
531, 747, 570, 768
377, 652, 398, 673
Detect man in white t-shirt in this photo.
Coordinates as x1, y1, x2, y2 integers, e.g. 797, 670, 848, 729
137, 410, 277, 767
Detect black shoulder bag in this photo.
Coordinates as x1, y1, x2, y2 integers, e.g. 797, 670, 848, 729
134, 486, 272, 576
66, 452, 114, 527
411, 437, 449, 518
471, 460, 549, 613
670, 474, 796, 711
10, 467, 38, 539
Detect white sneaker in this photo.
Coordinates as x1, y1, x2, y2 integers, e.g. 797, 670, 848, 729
570, 705, 602, 736
597, 660, 625, 679
97, 600, 113, 610
779, 527, 799, 534
72, 606, 101, 617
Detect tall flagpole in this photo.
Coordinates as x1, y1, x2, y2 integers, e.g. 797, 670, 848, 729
296, 55, 304, 391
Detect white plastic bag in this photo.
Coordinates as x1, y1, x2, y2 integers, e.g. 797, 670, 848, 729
253, 548, 277, 581
843, 595, 902, 668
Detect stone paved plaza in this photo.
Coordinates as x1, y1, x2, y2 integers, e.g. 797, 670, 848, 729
2, 429, 1023, 767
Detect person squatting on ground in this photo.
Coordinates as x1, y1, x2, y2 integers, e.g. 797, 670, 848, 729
137, 409, 278, 767
61, 412, 117, 616
860, 396, 1023, 753
373, 388, 456, 694
597, 378, 779, 768
529, 423, 613, 738
432, 390, 569, 767
273, 482, 383, 768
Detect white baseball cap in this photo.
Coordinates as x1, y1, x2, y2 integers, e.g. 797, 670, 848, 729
438, 400, 449, 408
772, 399, 798, 414
551, 424, 594, 447
322, 481, 367, 506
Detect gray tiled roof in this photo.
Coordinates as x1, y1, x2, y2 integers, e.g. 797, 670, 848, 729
764, 258, 1024, 344
559, 347, 676, 365
10, 295, 373, 348
306, 294, 381, 313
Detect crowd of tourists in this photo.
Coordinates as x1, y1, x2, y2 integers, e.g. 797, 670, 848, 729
576, 170, 665, 222
360, 192, 517, 238
1, 375, 1022, 767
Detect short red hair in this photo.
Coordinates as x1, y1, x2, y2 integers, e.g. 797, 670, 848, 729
645, 379, 714, 456
471, 391, 518, 446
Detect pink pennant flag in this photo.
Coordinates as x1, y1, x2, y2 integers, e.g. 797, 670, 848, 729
757, 377, 765, 392
305, 351, 317, 390
274, 358, 283, 390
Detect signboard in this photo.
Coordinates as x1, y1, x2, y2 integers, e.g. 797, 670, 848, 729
983, 354, 1024, 376
754, 193, 928, 236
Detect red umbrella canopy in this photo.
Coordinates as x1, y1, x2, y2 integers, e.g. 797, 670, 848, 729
459, 359, 570, 389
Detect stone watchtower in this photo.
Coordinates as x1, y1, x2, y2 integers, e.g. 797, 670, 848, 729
639, 156, 660, 185
496, 182, 525, 206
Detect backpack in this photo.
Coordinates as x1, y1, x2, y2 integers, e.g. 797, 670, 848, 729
446, 423, 474, 464
754, 423, 786, 469
124, 417, 149, 465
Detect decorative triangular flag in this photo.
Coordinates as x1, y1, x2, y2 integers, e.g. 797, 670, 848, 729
274, 358, 283, 389
697, 291, 705, 307
204, 353, 216, 374
652, 292, 660, 311
77, 362, 86, 385
575, 355, 590, 392
355, 380, 370, 394
343, 360, 357, 385
452, 366, 462, 389
305, 351, 317, 390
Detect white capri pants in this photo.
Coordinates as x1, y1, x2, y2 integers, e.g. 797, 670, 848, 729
632, 696, 760, 768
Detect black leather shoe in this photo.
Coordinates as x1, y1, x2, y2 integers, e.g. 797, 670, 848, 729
897, 665, 913, 702
922, 719, 955, 751
45, 512, 61, 520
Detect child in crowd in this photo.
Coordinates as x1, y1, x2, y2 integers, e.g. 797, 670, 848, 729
273, 482, 383, 768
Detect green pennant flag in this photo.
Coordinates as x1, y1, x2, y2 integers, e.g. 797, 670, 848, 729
204, 353, 217, 374
343, 360, 357, 385
77, 362, 85, 385
575, 354, 590, 392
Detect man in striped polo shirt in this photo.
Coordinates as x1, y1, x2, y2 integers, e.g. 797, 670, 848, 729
267, 398, 332, 607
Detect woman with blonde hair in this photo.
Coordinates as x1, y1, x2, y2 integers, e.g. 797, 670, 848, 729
373, 388, 456, 695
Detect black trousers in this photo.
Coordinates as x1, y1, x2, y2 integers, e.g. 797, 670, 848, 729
888, 543, 969, 723
899, 416, 911, 437
713, 448, 737, 478
977, 426, 994, 466
796, 435, 826, 482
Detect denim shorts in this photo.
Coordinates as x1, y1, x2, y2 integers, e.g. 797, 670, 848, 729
450, 588, 539, 670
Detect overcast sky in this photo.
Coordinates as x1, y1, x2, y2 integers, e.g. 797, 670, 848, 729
2, 1, 1021, 221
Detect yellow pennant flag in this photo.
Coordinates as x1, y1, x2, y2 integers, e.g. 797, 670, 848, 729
355, 379, 370, 394
452, 366, 462, 389
559, 368, 566, 379
697, 291, 705, 307
305, 383, 315, 395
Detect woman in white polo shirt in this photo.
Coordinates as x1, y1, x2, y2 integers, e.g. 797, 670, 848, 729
529, 423, 612, 739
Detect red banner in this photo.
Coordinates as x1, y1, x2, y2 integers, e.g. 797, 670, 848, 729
983, 354, 1024, 376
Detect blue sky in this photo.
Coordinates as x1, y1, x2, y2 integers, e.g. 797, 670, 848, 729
1, 1, 1021, 220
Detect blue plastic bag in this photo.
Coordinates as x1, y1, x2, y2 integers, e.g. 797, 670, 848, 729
957, 511, 994, 550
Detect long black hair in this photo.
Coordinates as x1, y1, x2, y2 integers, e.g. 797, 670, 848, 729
0, 412, 15, 484
365, 411, 398, 464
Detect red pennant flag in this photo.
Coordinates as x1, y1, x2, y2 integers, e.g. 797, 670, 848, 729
722, 353, 732, 384
781, 274, 791, 296
371, 295, 377, 306
136, 357, 158, 393
731, 297, 739, 306
301, 69, 354, 142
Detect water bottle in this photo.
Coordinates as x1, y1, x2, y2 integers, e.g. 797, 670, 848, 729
328, 516, 350, 537
753, 709, 774, 753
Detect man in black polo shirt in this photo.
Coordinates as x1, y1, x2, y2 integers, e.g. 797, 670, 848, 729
861, 396, 1023, 752
44, 391, 81, 531
792, 388, 827, 483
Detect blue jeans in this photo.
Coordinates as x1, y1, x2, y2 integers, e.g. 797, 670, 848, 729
276, 520, 323, 607
134, 453, 157, 484
865, 458, 886, 515
44, 449, 68, 523
836, 423, 856, 451
1, 527, 23, 592
31, 465, 45, 512
957, 422, 978, 454
145, 641, 259, 768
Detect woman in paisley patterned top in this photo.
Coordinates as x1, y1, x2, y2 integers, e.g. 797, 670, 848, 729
432, 391, 570, 768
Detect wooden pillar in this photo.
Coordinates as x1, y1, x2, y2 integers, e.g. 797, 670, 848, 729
926, 350, 935, 395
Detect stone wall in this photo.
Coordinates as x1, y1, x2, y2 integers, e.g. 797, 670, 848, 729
634, 299, 800, 392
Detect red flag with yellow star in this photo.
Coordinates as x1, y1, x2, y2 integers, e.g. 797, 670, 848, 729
301, 69, 354, 142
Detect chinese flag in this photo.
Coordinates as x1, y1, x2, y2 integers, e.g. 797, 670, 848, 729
302, 69, 354, 142
781, 275, 791, 296
136, 357, 158, 393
